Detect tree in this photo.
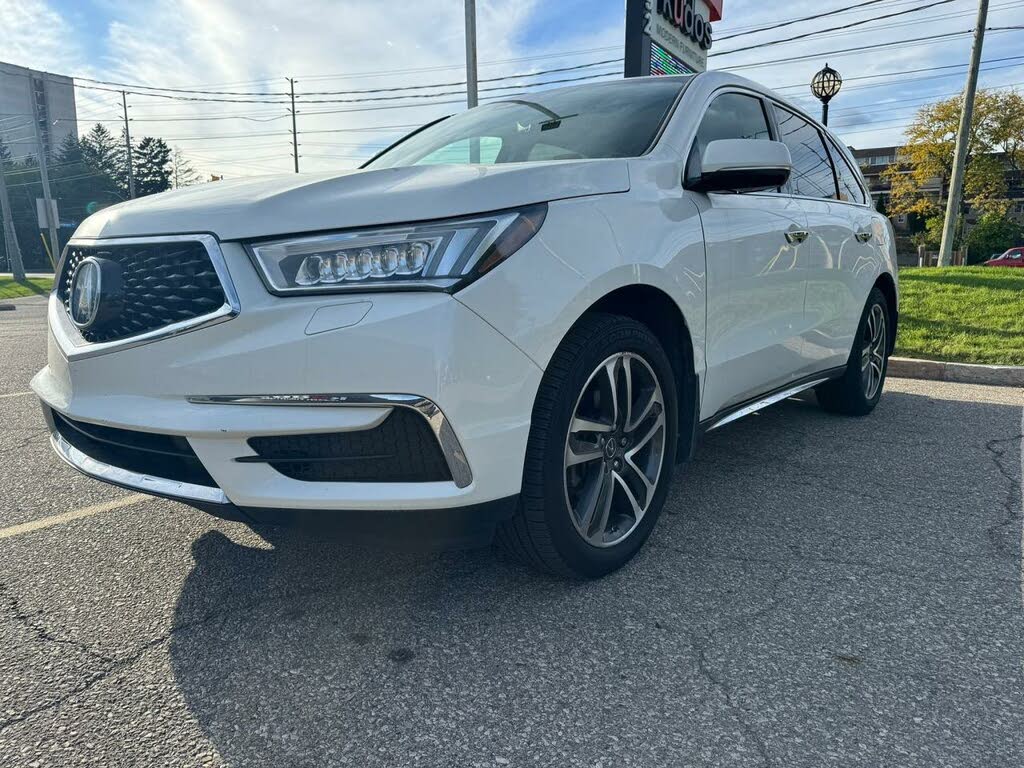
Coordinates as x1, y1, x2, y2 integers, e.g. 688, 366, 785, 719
884, 89, 1024, 249
53, 133, 122, 226
133, 137, 172, 197
964, 213, 1024, 263
170, 147, 201, 189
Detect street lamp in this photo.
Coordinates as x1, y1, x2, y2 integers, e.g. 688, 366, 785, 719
811, 63, 843, 126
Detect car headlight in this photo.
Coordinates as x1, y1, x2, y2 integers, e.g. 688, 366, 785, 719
246, 203, 546, 294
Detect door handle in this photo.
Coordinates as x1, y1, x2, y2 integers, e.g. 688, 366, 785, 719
855, 229, 873, 243
785, 230, 809, 244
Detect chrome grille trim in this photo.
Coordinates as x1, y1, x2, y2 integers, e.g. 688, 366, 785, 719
51, 234, 240, 361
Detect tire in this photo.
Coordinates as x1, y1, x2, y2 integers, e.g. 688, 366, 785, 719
816, 287, 891, 416
497, 313, 679, 578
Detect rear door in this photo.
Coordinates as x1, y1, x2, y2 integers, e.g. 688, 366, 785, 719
770, 105, 865, 373
690, 91, 812, 419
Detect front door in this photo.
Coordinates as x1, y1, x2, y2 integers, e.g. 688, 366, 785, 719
689, 91, 811, 420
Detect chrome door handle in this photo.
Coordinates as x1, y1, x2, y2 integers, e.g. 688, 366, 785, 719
785, 230, 809, 244
855, 230, 873, 243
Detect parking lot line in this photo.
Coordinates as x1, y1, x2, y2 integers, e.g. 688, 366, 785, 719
0, 391, 33, 399
0, 494, 149, 540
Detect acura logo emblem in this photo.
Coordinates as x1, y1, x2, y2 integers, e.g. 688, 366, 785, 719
69, 256, 123, 330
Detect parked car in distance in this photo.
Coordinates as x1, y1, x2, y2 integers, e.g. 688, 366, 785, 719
33, 72, 898, 578
984, 247, 1024, 267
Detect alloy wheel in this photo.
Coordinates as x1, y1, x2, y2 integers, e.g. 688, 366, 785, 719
563, 352, 667, 548
861, 304, 886, 400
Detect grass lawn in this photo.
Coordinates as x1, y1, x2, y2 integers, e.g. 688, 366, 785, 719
896, 266, 1024, 366
0, 277, 53, 300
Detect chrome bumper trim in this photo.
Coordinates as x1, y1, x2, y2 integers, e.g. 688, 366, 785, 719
186, 393, 473, 489
50, 431, 229, 505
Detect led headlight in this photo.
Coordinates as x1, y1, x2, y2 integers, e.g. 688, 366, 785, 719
247, 204, 547, 294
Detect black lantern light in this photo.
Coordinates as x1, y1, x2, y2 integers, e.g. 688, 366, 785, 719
810, 63, 843, 126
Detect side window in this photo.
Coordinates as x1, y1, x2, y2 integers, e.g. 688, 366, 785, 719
828, 141, 867, 204
688, 92, 772, 188
772, 106, 839, 200
692, 92, 772, 159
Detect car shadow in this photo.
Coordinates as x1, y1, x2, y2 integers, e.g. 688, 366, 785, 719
168, 387, 1024, 767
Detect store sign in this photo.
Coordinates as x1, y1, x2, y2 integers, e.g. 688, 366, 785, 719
652, 0, 713, 51
625, 0, 722, 78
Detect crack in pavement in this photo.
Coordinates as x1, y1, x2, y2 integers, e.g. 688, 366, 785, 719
0, 577, 353, 734
983, 433, 1023, 564
676, 566, 795, 768
0, 429, 48, 458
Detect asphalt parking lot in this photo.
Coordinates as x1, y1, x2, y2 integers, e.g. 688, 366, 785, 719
1, 294, 1022, 768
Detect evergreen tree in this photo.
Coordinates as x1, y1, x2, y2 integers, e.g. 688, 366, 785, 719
133, 137, 173, 196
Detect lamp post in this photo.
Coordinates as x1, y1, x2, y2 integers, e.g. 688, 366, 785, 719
811, 63, 843, 126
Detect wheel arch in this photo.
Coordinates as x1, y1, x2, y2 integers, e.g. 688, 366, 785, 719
584, 284, 700, 463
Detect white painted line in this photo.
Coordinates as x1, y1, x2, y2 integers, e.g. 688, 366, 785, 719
1020, 407, 1023, 612
0, 494, 149, 541
0, 391, 33, 399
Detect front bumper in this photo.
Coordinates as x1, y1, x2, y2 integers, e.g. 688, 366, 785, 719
34, 240, 543, 526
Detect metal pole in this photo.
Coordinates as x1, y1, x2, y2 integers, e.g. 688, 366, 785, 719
938, 0, 988, 268
464, 0, 478, 109
31, 83, 60, 268
0, 159, 26, 281
822, 102, 829, 126
122, 91, 135, 199
289, 78, 299, 173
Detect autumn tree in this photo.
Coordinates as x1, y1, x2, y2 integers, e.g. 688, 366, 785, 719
884, 89, 1024, 248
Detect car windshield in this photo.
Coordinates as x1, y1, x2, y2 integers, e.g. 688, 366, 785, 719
364, 78, 689, 169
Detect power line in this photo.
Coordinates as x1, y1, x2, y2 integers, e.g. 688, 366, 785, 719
713, 0, 957, 57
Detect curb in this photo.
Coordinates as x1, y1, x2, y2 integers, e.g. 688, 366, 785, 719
889, 357, 1024, 388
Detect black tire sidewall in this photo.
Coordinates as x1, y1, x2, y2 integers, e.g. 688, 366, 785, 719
534, 318, 678, 577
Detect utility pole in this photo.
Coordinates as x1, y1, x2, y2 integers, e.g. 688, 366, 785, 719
938, 0, 988, 267
31, 81, 60, 268
464, 0, 479, 109
464, 0, 480, 163
0, 160, 26, 281
288, 78, 299, 173
122, 91, 136, 199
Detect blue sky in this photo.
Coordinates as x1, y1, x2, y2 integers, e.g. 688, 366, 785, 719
2, 0, 1022, 177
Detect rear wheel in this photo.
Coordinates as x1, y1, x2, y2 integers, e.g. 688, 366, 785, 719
498, 313, 678, 578
816, 287, 890, 416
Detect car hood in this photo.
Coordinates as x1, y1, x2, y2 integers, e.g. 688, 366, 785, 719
72, 160, 631, 241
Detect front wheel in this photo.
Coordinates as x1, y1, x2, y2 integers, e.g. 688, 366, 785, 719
498, 313, 678, 578
816, 287, 890, 416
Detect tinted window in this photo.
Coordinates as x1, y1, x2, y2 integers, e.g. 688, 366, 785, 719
772, 106, 838, 200
828, 142, 866, 204
692, 92, 771, 159
366, 79, 689, 169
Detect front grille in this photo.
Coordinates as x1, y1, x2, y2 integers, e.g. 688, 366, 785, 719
245, 409, 452, 483
58, 241, 227, 343
51, 409, 218, 488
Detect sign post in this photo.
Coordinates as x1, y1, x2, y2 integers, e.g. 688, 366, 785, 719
625, 0, 723, 78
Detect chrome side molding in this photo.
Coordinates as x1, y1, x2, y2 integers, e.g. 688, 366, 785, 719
706, 378, 829, 431
50, 431, 229, 505
186, 393, 474, 489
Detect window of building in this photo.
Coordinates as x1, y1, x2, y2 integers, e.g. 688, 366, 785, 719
771, 106, 838, 200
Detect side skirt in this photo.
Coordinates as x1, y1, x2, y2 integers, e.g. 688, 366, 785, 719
700, 367, 847, 433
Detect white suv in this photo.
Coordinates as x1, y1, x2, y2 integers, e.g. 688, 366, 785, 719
34, 72, 897, 577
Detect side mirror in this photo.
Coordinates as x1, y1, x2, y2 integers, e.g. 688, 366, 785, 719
685, 139, 792, 194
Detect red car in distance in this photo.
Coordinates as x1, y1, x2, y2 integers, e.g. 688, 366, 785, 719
984, 247, 1024, 267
